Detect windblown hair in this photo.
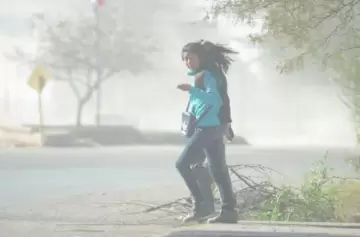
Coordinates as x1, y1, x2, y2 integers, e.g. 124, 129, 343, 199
181, 40, 237, 124
181, 39, 238, 75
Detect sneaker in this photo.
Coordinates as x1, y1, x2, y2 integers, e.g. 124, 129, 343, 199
207, 209, 238, 224
182, 202, 214, 223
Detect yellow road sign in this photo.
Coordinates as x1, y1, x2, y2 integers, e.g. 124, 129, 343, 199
28, 65, 50, 94
27, 65, 50, 145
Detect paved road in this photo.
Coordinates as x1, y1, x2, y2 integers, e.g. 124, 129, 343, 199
0, 146, 359, 237
0, 146, 357, 206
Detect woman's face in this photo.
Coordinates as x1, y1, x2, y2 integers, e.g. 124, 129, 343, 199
182, 51, 200, 71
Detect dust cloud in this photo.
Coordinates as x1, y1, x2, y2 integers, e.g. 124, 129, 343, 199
0, 0, 355, 146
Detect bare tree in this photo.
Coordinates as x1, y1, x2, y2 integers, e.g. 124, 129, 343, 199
8, 5, 157, 127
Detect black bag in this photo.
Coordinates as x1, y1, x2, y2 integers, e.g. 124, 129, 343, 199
181, 100, 212, 138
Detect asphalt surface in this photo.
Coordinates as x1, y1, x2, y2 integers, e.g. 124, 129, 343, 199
0, 146, 357, 206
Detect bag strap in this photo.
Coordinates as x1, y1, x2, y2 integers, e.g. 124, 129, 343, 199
185, 100, 191, 112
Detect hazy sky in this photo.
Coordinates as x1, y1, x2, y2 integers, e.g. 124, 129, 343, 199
0, 0, 356, 146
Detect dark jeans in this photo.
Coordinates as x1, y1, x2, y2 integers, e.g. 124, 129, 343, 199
189, 123, 229, 203
192, 123, 229, 167
176, 127, 237, 211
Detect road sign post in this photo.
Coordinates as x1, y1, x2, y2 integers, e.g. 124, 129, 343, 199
38, 76, 45, 145
27, 66, 50, 146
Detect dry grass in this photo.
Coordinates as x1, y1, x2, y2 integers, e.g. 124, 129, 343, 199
0, 128, 41, 148
334, 180, 360, 221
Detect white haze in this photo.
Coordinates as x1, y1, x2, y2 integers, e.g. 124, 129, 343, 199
0, 0, 355, 146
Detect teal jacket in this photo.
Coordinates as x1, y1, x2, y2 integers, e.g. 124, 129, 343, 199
188, 70, 223, 127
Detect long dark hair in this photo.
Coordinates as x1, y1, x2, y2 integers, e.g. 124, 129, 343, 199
181, 40, 237, 124
181, 39, 237, 76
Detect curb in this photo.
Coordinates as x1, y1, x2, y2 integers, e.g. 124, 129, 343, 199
164, 222, 360, 237
236, 220, 360, 229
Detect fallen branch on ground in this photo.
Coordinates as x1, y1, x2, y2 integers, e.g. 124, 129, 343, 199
119, 164, 280, 220
115, 160, 360, 224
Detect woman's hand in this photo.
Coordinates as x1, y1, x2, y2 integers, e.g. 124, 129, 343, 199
177, 83, 192, 91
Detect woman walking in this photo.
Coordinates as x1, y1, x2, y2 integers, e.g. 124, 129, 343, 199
176, 40, 238, 224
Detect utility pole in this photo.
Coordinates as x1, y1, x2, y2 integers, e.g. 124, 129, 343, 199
91, 0, 104, 127
95, 10, 101, 127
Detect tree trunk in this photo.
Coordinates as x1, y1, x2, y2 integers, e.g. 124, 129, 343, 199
72, 82, 100, 128
76, 100, 86, 127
